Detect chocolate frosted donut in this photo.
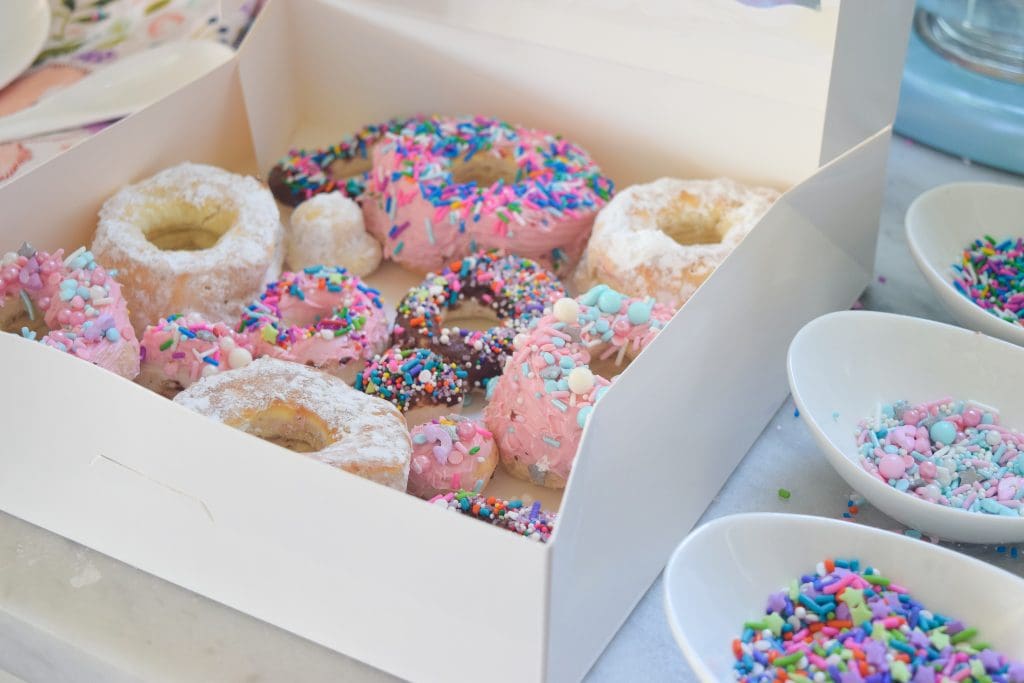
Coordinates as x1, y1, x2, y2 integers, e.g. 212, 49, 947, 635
391, 250, 564, 388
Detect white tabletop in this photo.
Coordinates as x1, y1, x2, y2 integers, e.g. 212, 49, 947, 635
1, 137, 1022, 683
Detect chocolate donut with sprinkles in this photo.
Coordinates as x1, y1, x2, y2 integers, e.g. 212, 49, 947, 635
267, 117, 421, 207
356, 346, 467, 427
239, 265, 389, 384
362, 115, 613, 275
392, 250, 564, 389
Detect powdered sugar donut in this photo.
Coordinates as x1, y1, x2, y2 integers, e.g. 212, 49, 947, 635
286, 193, 382, 276
240, 265, 388, 383
484, 287, 674, 488
407, 415, 498, 499
0, 244, 139, 379
138, 312, 255, 397
574, 178, 778, 307
362, 115, 613, 275
93, 162, 284, 335
175, 357, 411, 490
356, 346, 467, 426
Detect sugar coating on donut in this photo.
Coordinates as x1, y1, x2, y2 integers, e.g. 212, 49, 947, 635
363, 115, 613, 275
408, 415, 498, 499
484, 287, 674, 489
356, 346, 467, 425
93, 162, 284, 334
287, 193, 382, 277
392, 250, 564, 388
240, 265, 389, 383
574, 177, 779, 306
138, 312, 255, 397
174, 357, 411, 490
0, 244, 139, 378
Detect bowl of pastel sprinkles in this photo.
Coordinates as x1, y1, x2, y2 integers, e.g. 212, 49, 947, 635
664, 514, 1024, 683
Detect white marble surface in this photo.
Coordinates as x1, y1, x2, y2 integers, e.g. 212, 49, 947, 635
1, 137, 1022, 683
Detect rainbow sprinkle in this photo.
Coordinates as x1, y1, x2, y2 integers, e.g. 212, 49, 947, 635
356, 346, 466, 413
429, 489, 554, 542
952, 236, 1024, 327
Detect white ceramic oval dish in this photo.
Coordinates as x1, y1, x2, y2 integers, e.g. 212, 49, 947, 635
788, 310, 1024, 543
0, 0, 51, 91
906, 181, 1024, 347
664, 513, 1024, 682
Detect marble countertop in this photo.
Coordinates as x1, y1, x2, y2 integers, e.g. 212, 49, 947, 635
1, 137, 1022, 683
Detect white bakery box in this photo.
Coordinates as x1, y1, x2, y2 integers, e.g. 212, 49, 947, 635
0, 1, 913, 680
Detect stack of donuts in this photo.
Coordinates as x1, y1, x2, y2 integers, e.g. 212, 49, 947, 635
0, 114, 779, 542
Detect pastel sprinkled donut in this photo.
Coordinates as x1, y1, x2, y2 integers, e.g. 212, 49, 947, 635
429, 490, 554, 542
0, 243, 139, 379
392, 250, 564, 388
137, 312, 255, 397
355, 346, 467, 426
240, 265, 389, 384
267, 117, 417, 207
93, 163, 284, 335
363, 115, 613, 275
408, 415, 498, 499
574, 178, 778, 307
175, 357, 412, 491
484, 286, 675, 488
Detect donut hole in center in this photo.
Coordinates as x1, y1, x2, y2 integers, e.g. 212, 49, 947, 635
657, 192, 729, 246
442, 300, 503, 333
239, 402, 331, 454
326, 156, 372, 183
142, 201, 238, 252
449, 154, 518, 189
0, 293, 49, 339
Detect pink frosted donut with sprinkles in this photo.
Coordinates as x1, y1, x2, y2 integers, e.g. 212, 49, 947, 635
392, 250, 564, 389
407, 415, 498, 499
137, 312, 256, 397
355, 346, 467, 427
0, 243, 139, 379
240, 265, 389, 384
362, 115, 613, 276
484, 285, 675, 489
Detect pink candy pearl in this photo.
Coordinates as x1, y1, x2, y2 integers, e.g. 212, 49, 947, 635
2, 267, 17, 282
37, 297, 50, 310
57, 309, 71, 324
963, 408, 982, 428
91, 267, 106, 284
70, 295, 85, 310
903, 409, 922, 425
69, 311, 85, 326
456, 420, 476, 440
919, 461, 937, 480
612, 319, 630, 334
914, 437, 931, 453
878, 454, 906, 479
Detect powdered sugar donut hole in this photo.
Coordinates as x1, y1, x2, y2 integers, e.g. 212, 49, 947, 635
286, 193, 382, 277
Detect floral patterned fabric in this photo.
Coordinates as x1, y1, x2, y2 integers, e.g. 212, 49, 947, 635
0, 0, 264, 185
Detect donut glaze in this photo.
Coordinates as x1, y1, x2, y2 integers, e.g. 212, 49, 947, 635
240, 266, 389, 384
407, 415, 498, 499
484, 287, 674, 489
0, 244, 139, 379
392, 250, 564, 388
363, 115, 613, 275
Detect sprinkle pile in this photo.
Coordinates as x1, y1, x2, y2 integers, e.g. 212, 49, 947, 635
140, 312, 253, 383
356, 346, 467, 413
734, 557, 1024, 682
857, 398, 1024, 517
952, 236, 1024, 327
429, 489, 554, 542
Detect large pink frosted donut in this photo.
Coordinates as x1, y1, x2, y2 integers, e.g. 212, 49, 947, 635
239, 265, 389, 384
362, 115, 613, 276
484, 285, 675, 489
0, 244, 139, 379
407, 415, 498, 499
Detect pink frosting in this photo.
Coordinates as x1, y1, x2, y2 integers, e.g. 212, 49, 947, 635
0, 245, 139, 379
407, 415, 498, 499
361, 115, 612, 275
484, 286, 675, 488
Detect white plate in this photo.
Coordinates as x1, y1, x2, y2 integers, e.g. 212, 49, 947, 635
664, 513, 1024, 682
906, 181, 1024, 347
0, 0, 51, 92
788, 310, 1024, 543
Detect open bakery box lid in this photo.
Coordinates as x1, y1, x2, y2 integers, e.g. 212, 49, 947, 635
0, 1, 913, 681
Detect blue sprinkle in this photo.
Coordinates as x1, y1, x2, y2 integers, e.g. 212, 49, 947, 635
542, 436, 561, 448
577, 405, 593, 428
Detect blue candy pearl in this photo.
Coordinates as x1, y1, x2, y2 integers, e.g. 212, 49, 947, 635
105, 328, 121, 342
929, 420, 957, 446
597, 289, 623, 314
627, 300, 652, 325
577, 405, 593, 428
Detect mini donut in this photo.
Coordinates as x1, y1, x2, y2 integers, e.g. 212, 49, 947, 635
240, 265, 389, 384
137, 312, 255, 397
362, 115, 613, 275
267, 117, 418, 207
174, 357, 412, 490
484, 287, 675, 488
429, 490, 555, 542
392, 250, 564, 389
574, 178, 778, 307
93, 162, 285, 335
355, 346, 467, 427
407, 415, 498, 499
286, 193, 382, 277
0, 244, 139, 379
